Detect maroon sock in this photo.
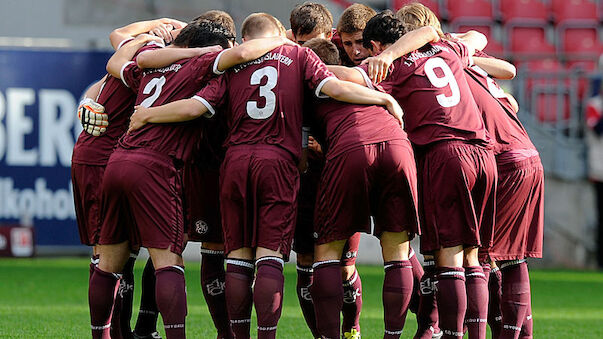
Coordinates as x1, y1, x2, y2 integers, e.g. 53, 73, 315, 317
465, 266, 488, 339
296, 265, 319, 337
89, 266, 120, 339
408, 248, 424, 315
89, 255, 100, 282
155, 265, 187, 339
200, 249, 233, 339
436, 266, 466, 339
134, 258, 159, 336
225, 259, 255, 339
383, 260, 414, 339
310, 260, 343, 339
254, 257, 285, 339
111, 254, 136, 339
500, 261, 531, 339
342, 268, 362, 334
414, 260, 439, 339
487, 266, 503, 339
519, 302, 532, 339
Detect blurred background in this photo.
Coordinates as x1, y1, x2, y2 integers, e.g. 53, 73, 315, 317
0, 0, 601, 269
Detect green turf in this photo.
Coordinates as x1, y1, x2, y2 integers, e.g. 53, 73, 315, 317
0, 258, 601, 338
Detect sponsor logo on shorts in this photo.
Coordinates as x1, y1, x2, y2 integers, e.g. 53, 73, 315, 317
206, 278, 225, 296
195, 220, 209, 234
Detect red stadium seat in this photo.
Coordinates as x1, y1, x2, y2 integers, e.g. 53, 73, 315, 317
560, 27, 602, 55
391, 0, 441, 17
509, 25, 556, 54
447, 0, 492, 21
566, 59, 598, 98
551, 0, 599, 23
454, 23, 504, 56
500, 0, 549, 23
519, 60, 571, 122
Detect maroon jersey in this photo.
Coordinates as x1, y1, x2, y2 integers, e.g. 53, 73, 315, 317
368, 40, 489, 147
464, 64, 536, 155
195, 45, 335, 161
119, 50, 221, 161
312, 98, 408, 159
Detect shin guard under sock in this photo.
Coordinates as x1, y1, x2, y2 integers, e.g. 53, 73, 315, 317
89, 266, 120, 339
254, 257, 285, 339
465, 266, 488, 339
134, 258, 159, 336
296, 265, 319, 337
383, 260, 414, 339
414, 260, 439, 339
342, 268, 362, 334
310, 260, 343, 339
155, 265, 187, 339
225, 259, 255, 339
200, 249, 232, 339
436, 267, 466, 339
499, 260, 531, 339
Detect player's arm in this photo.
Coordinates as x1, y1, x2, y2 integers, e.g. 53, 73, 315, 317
505, 93, 519, 113
106, 34, 162, 78
128, 98, 210, 132
473, 57, 516, 80
320, 79, 404, 126
364, 26, 440, 83
326, 65, 367, 85
450, 30, 488, 55
109, 18, 186, 49
214, 36, 296, 72
136, 46, 223, 69
78, 76, 109, 136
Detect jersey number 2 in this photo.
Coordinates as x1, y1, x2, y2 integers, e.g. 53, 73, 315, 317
425, 57, 460, 108
140, 76, 166, 108
246, 66, 277, 119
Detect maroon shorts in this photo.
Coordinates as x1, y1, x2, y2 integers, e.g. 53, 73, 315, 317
220, 146, 300, 259
314, 140, 419, 244
71, 163, 105, 246
184, 164, 223, 243
293, 160, 322, 255
99, 149, 186, 255
417, 141, 497, 254
488, 156, 544, 260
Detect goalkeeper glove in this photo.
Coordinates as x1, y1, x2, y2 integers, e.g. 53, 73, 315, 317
78, 98, 108, 136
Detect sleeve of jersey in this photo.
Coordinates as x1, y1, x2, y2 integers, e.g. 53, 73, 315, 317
192, 76, 227, 118
120, 62, 143, 92
303, 48, 337, 98
191, 51, 223, 82
353, 64, 389, 93
447, 40, 474, 68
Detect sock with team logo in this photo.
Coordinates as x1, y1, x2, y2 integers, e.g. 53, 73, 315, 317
200, 249, 232, 339
485, 265, 503, 339
311, 260, 343, 339
110, 253, 136, 339
408, 248, 424, 314
436, 266, 466, 339
415, 260, 439, 339
134, 258, 159, 337
296, 265, 319, 337
500, 260, 531, 339
89, 254, 99, 282
465, 266, 488, 339
225, 259, 255, 339
155, 265, 187, 339
254, 257, 285, 339
383, 260, 414, 339
89, 266, 120, 339
341, 267, 362, 335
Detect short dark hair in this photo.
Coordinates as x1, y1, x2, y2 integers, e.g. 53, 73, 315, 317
290, 2, 333, 38
241, 13, 284, 39
173, 21, 232, 49
362, 10, 404, 50
303, 38, 340, 65
193, 10, 236, 40
336, 3, 376, 34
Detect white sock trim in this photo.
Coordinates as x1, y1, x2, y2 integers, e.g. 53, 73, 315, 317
91, 324, 111, 330
296, 265, 313, 273
230, 318, 251, 324
439, 271, 464, 277
90, 257, 99, 265
424, 260, 436, 267
500, 259, 527, 270
409, 247, 415, 258
257, 325, 278, 331
256, 256, 284, 267
312, 260, 340, 269
200, 248, 224, 255
466, 272, 486, 278
171, 265, 185, 274
385, 328, 403, 335
226, 259, 255, 269
164, 323, 185, 329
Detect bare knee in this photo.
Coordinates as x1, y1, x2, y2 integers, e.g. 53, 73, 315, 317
97, 242, 130, 273
463, 247, 480, 267
314, 240, 347, 262
227, 247, 254, 261
436, 245, 464, 267
148, 247, 183, 269
202, 242, 225, 252
380, 231, 410, 262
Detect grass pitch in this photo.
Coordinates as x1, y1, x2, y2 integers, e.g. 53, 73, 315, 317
0, 258, 601, 338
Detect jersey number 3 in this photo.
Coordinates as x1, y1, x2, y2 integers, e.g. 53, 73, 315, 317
246, 66, 277, 119
425, 57, 460, 108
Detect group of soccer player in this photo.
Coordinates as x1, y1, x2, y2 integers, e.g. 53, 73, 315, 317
72, 2, 544, 339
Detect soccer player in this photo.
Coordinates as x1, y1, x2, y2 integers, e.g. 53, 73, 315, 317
334, 3, 376, 66
126, 12, 404, 339
357, 10, 497, 339
289, 3, 363, 337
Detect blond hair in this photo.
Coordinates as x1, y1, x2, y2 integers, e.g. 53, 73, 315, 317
396, 2, 444, 37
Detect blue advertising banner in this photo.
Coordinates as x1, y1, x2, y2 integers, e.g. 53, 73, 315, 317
0, 48, 112, 247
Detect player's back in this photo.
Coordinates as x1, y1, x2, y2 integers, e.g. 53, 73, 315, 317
202, 44, 334, 162
120, 51, 220, 162
379, 40, 489, 147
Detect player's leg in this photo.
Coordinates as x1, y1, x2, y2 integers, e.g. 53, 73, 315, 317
296, 252, 319, 337
486, 261, 503, 339
435, 246, 466, 339
341, 234, 363, 338
147, 247, 187, 339
225, 248, 255, 339
312, 240, 347, 339
134, 257, 160, 339
414, 254, 441, 339
90, 242, 130, 339
464, 247, 489, 339
254, 247, 286, 339
201, 242, 232, 339
498, 259, 531, 339
408, 246, 424, 315
111, 251, 138, 339
380, 231, 413, 339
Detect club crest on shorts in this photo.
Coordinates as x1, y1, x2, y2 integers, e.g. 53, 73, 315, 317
195, 220, 209, 234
